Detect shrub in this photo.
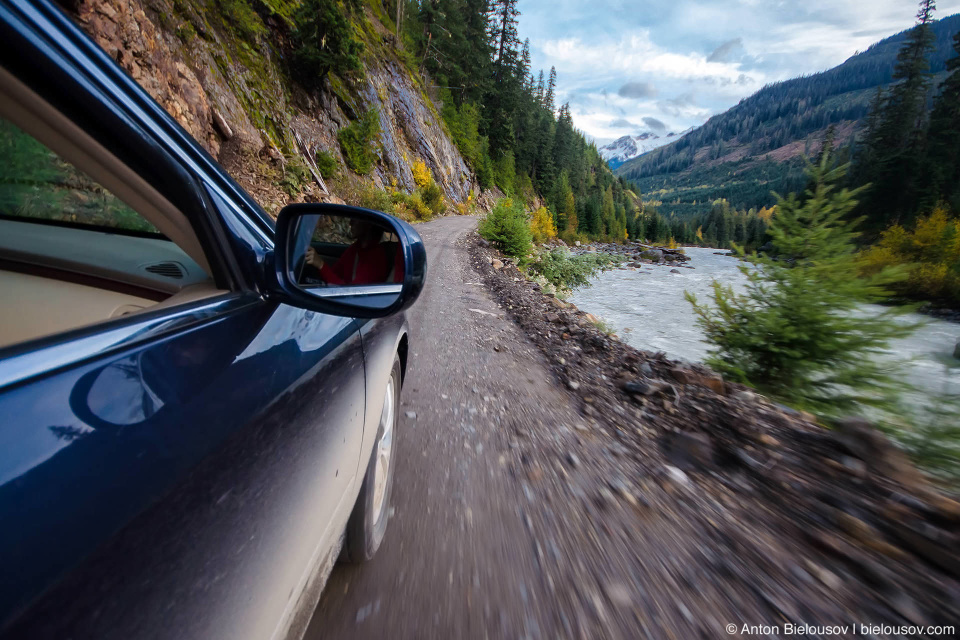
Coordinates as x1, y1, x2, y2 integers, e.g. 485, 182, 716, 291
280, 159, 311, 197
411, 159, 433, 189
419, 181, 445, 216
405, 191, 432, 219
530, 206, 557, 243
338, 110, 380, 175
409, 158, 445, 215
357, 183, 394, 213
686, 154, 915, 418
478, 198, 531, 259
314, 150, 339, 179
528, 248, 620, 291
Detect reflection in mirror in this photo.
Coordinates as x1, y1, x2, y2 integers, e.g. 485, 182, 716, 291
287, 213, 404, 309
294, 215, 403, 287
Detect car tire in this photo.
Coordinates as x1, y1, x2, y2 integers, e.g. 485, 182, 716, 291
342, 353, 401, 563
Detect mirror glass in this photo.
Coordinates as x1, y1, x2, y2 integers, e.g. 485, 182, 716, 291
287, 213, 404, 310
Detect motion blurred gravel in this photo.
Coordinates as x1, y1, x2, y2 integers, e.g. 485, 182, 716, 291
307, 216, 959, 639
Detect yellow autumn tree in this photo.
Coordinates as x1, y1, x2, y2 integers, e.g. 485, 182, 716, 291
695, 225, 704, 242
859, 204, 960, 303
530, 206, 557, 243
757, 206, 775, 221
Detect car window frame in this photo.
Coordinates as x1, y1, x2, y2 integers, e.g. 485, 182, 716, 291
0, 0, 265, 383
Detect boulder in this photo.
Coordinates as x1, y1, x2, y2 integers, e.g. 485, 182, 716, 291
663, 431, 715, 470
640, 249, 662, 261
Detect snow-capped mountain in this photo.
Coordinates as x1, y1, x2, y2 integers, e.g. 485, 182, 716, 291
600, 127, 695, 169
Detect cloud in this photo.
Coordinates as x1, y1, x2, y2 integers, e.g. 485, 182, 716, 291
642, 116, 667, 132
523, 0, 960, 141
617, 81, 658, 99
657, 92, 709, 119
707, 37, 743, 63
610, 117, 639, 128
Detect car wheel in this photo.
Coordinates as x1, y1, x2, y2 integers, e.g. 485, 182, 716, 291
342, 353, 401, 563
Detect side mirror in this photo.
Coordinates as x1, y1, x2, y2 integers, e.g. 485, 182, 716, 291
271, 203, 427, 318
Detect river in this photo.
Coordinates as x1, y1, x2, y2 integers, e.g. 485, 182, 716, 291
569, 247, 960, 403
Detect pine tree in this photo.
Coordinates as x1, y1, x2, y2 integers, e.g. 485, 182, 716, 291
859, 0, 937, 227
924, 29, 960, 209
544, 66, 557, 115
686, 154, 915, 417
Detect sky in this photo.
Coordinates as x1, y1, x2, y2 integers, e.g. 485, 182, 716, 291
517, 0, 960, 146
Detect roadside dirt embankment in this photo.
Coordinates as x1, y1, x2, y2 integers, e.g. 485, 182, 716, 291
472, 235, 960, 629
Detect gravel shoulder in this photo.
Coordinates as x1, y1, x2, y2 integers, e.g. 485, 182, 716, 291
306, 216, 959, 639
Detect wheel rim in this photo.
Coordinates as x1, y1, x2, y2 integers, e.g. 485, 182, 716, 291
372, 377, 395, 527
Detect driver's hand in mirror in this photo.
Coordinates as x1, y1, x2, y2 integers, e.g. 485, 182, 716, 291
305, 247, 324, 269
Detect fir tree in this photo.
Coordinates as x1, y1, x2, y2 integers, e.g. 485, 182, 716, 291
859, 0, 937, 227
686, 154, 915, 417
924, 29, 960, 210
544, 66, 557, 115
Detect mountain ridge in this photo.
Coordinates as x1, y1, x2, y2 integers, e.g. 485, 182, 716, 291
615, 13, 960, 218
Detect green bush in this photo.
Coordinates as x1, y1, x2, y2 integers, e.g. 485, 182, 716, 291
338, 110, 380, 175
528, 248, 621, 291
406, 191, 432, 219
478, 198, 531, 259
314, 150, 339, 179
289, 0, 363, 86
357, 184, 394, 212
419, 181, 445, 215
686, 154, 915, 418
279, 159, 312, 197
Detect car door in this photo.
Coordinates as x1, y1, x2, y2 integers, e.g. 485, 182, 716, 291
0, 2, 365, 638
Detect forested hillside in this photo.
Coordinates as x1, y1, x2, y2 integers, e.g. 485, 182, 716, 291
404, 0, 642, 241
615, 13, 960, 219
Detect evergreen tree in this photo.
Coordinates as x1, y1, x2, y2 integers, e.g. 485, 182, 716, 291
686, 154, 915, 417
924, 29, 960, 210
544, 66, 557, 115
859, 0, 937, 227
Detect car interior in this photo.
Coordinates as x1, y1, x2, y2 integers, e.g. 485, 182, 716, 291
0, 67, 227, 350
295, 216, 402, 287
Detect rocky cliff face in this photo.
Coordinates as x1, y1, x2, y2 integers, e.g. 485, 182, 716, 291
70, 0, 478, 215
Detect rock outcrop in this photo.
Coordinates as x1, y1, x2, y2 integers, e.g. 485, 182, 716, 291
71, 0, 478, 215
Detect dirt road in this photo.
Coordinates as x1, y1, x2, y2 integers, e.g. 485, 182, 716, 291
305, 215, 591, 638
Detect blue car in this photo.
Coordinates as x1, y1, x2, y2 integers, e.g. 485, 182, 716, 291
0, 1, 426, 638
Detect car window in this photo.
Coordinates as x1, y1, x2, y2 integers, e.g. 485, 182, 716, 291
0, 115, 219, 350
0, 116, 160, 235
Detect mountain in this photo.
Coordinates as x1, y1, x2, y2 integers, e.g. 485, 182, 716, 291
615, 14, 960, 219
599, 128, 695, 169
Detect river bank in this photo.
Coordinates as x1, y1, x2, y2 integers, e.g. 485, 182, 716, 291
568, 247, 960, 407
472, 233, 960, 630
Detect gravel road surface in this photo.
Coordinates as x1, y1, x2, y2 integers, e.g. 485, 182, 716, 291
305, 215, 590, 639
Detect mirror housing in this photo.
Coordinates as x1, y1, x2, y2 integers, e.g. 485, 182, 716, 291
270, 203, 427, 318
